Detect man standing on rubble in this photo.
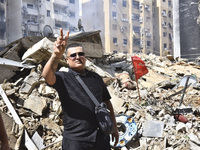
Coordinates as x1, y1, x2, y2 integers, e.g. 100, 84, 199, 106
42, 28, 119, 150
0, 113, 10, 150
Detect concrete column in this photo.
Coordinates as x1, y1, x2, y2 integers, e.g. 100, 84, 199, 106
173, 0, 181, 59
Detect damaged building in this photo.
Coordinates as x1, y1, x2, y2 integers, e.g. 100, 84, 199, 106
0, 30, 200, 150
0, 0, 6, 51
0, 0, 200, 149
173, 0, 200, 62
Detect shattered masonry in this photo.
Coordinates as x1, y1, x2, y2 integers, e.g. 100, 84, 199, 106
0, 34, 200, 150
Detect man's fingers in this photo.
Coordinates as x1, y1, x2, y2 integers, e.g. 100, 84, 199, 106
60, 28, 63, 40
55, 29, 68, 50
57, 36, 62, 42
64, 30, 70, 42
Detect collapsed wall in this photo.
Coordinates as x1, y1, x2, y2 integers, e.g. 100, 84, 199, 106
0, 35, 200, 149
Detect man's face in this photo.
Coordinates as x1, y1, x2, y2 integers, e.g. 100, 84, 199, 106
66, 46, 86, 71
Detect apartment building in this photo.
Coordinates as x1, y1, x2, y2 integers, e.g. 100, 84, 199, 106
4, 0, 174, 56
154, 0, 173, 56
82, 0, 131, 54
6, 0, 80, 44
0, 0, 6, 51
82, 0, 173, 56
132, 0, 153, 54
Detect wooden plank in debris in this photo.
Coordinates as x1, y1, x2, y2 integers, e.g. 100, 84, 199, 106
0, 85, 38, 150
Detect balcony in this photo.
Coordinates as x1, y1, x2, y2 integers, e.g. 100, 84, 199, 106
26, 8, 39, 16
121, 18, 129, 23
112, 3, 117, 6
144, 5, 150, 11
123, 44, 126, 47
26, 24, 39, 32
162, 24, 167, 29
53, 13, 69, 22
145, 33, 151, 37
52, 0, 68, 6
162, 22, 167, 28
162, 13, 167, 17
162, 11, 167, 17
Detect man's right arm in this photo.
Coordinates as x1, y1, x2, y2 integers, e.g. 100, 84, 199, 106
42, 54, 60, 85
42, 28, 69, 85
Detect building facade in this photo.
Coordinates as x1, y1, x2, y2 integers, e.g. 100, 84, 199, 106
82, 0, 173, 56
179, 0, 200, 61
132, 0, 154, 54
154, 0, 173, 56
3, 0, 174, 57
0, 0, 6, 51
6, 0, 80, 44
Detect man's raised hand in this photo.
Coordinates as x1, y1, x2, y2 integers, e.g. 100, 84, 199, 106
54, 28, 70, 58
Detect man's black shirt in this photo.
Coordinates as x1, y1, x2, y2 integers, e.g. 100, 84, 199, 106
52, 69, 111, 142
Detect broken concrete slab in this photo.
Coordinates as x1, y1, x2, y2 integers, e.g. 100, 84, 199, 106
23, 94, 47, 116
19, 71, 40, 95
1, 34, 200, 149
22, 37, 67, 67
40, 118, 62, 135
38, 84, 56, 97
86, 59, 112, 78
142, 120, 164, 137
107, 86, 126, 114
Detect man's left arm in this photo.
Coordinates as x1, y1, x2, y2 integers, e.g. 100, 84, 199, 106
104, 100, 119, 147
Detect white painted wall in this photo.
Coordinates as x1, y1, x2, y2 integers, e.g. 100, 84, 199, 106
173, 0, 181, 59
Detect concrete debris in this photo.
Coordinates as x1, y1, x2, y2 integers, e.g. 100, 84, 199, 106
0, 36, 200, 150
23, 93, 47, 116
142, 120, 164, 138
32, 131, 45, 150
19, 70, 41, 95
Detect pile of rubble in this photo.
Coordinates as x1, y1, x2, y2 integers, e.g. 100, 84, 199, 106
0, 35, 200, 150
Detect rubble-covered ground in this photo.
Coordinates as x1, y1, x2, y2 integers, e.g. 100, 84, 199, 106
0, 37, 200, 150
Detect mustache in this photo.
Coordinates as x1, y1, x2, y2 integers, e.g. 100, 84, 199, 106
75, 59, 83, 63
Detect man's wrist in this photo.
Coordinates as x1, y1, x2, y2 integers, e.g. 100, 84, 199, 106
52, 53, 62, 59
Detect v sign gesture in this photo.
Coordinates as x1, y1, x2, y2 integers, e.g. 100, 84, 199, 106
54, 28, 70, 59
42, 28, 70, 85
